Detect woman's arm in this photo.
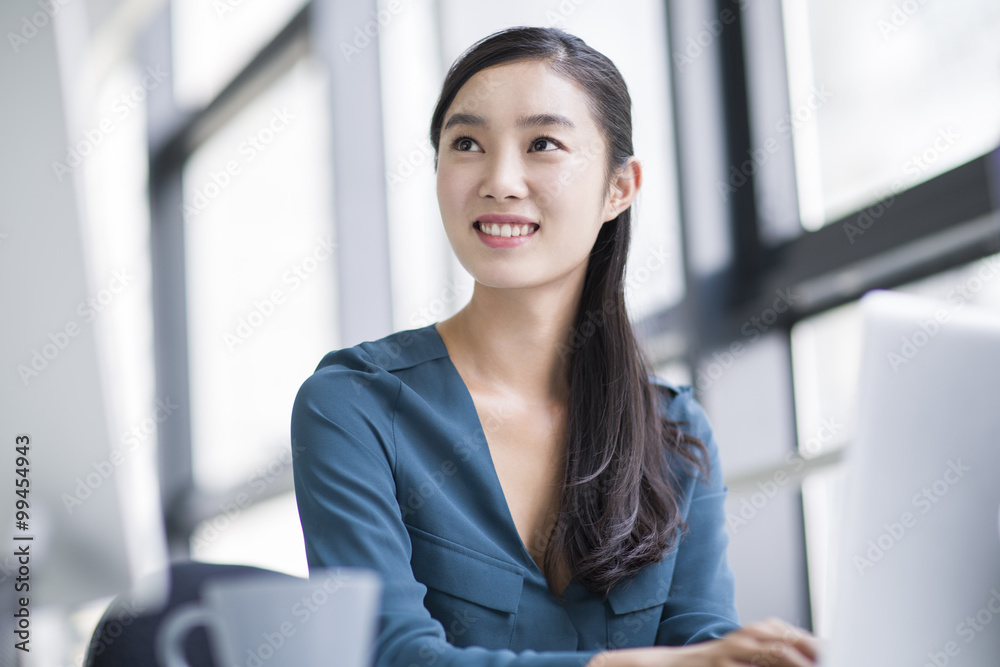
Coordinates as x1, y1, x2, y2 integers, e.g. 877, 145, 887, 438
626, 384, 818, 665
291, 347, 600, 667
654, 384, 741, 645
292, 357, 817, 666
590, 618, 818, 666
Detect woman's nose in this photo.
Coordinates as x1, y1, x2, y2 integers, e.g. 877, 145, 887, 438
478, 148, 529, 200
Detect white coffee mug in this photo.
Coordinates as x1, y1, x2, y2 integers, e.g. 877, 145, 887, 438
155, 568, 380, 667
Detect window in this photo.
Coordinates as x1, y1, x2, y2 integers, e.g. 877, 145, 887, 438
182, 57, 336, 494
790, 251, 1000, 632
782, 0, 1000, 229
666, 0, 1000, 629
172, 0, 310, 107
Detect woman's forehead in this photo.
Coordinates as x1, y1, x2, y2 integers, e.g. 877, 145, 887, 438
445, 60, 594, 126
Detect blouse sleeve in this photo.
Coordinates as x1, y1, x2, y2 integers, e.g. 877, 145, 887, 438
654, 384, 742, 645
291, 347, 600, 667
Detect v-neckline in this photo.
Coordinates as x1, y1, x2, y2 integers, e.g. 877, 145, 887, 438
429, 323, 574, 597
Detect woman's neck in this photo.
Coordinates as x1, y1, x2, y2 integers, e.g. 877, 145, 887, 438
435, 273, 584, 404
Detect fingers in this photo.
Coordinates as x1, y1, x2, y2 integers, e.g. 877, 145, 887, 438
747, 640, 814, 667
729, 618, 819, 666
746, 618, 818, 659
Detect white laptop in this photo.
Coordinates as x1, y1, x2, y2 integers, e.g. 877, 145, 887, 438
821, 289, 1000, 666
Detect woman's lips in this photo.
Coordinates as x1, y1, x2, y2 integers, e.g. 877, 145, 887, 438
475, 221, 538, 238
474, 221, 537, 248
476, 213, 537, 226
473, 214, 539, 248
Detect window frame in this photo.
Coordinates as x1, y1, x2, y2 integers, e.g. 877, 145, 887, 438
655, 0, 1000, 630
142, 0, 394, 553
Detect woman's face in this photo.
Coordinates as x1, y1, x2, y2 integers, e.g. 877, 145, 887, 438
436, 59, 637, 291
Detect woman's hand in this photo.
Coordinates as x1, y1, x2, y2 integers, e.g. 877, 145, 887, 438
586, 618, 820, 667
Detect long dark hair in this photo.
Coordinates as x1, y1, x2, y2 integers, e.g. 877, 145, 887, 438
430, 26, 709, 597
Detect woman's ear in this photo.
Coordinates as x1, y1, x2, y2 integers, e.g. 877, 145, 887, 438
602, 157, 642, 222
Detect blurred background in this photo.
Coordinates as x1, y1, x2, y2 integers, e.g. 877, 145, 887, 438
1, 0, 999, 665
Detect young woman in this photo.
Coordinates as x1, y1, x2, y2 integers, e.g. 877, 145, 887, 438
292, 26, 818, 667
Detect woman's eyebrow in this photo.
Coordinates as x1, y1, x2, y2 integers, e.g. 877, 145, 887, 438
442, 112, 575, 132
516, 113, 575, 129
442, 113, 483, 131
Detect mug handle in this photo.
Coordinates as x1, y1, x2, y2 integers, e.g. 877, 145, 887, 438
155, 602, 220, 667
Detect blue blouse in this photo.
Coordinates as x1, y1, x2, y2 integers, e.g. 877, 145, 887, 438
291, 324, 740, 667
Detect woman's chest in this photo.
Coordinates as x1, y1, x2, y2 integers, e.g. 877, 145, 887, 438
471, 395, 567, 564
391, 389, 681, 650
405, 521, 679, 652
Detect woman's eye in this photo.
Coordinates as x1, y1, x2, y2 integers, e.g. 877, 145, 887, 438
530, 137, 560, 152
451, 137, 481, 152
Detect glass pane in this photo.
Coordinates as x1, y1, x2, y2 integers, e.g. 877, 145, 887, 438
801, 464, 848, 637
82, 61, 167, 577
190, 491, 309, 577
790, 301, 862, 459
654, 359, 692, 389
378, 0, 464, 331
183, 57, 338, 492
895, 251, 1000, 311
791, 301, 863, 634
172, 0, 309, 107
783, 0, 1000, 229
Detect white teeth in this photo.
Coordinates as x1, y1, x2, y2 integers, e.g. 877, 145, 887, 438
478, 222, 537, 237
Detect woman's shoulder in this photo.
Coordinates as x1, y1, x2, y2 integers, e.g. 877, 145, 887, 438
294, 325, 446, 404
649, 376, 722, 469
317, 324, 445, 371
649, 377, 709, 431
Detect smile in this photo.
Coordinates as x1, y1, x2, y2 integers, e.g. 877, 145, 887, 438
474, 221, 539, 238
